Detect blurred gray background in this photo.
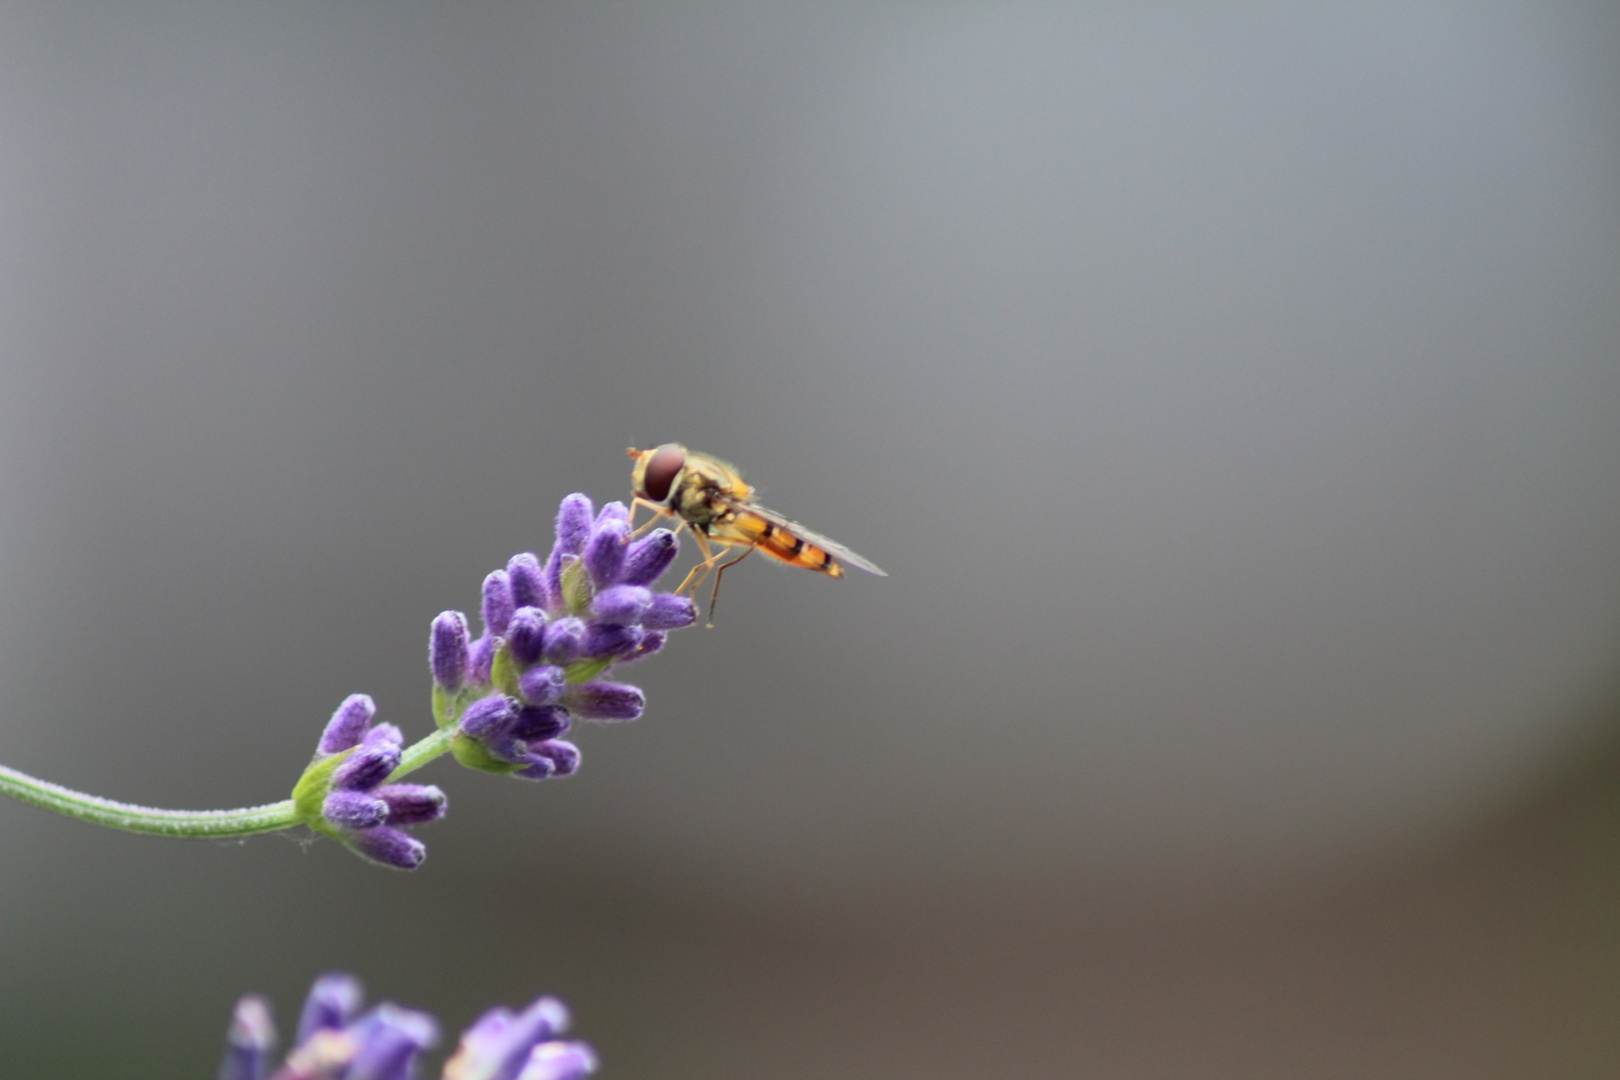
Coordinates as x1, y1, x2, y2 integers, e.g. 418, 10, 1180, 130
2, 3, 1618, 1077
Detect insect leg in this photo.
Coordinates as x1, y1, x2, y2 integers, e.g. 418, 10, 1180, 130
704, 547, 753, 628
674, 530, 719, 596
628, 497, 668, 538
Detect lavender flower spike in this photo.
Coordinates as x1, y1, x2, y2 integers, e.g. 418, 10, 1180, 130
429, 492, 698, 788
293, 702, 447, 870
228, 976, 598, 1080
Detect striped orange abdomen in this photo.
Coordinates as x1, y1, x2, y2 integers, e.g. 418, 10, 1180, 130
723, 510, 843, 576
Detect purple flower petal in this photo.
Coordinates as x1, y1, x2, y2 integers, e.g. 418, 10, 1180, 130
641, 594, 697, 630
512, 704, 568, 741
514, 756, 556, 781
468, 633, 497, 685
619, 529, 679, 587
553, 494, 594, 556
590, 585, 652, 625
481, 571, 515, 637
540, 618, 584, 665
345, 826, 427, 870
518, 665, 566, 707
332, 736, 403, 792
318, 694, 376, 755
541, 548, 566, 617
507, 553, 547, 612
219, 995, 276, 1080
580, 623, 642, 660
449, 997, 572, 1080
459, 694, 521, 741
295, 973, 364, 1045
530, 740, 581, 777
376, 784, 447, 826
347, 1003, 439, 1079
563, 682, 644, 722
525, 1041, 600, 1080
430, 611, 470, 692
595, 501, 630, 528
506, 607, 548, 667
583, 518, 629, 589
618, 630, 666, 663
323, 789, 389, 829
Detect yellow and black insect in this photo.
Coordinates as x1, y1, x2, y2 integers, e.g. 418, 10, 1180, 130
627, 443, 885, 623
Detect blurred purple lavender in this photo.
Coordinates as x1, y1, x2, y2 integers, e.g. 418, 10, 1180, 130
218, 974, 595, 1080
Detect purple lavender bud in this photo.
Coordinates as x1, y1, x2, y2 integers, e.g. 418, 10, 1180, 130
640, 593, 697, 630
553, 493, 595, 556
531, 739, 581, 777
318, 694, 376, 755
295, 973, 363, 1045
507, 552, 547, 612
331, 724, 404, 791
590, 584, 652, 625
527, 1041, 600, 1080
481, 570, 515, 636
491, 736, 537, 765
322, 789, 389, 829
620, 529, 679, 587
541, 548, 567, 615
376, 784, 447, 826
460, 694, 521, 741
518, 665, 566, 707
595, 501, 630, 527
619, 630, 666, 663
430, 611, 470, 692
506, 606, 548, 667
563, 681, 645, 722
512, 704, 569, 741
469, 633, 497, 685
541, 617, 585, 665
583, 518, 630, 589
581, 622, 642, 659
219, 995, 275, 1080
514, 756, 556, 781
347, 1003, 439, 1080
346, 825, 426, 870
448, 997, 572, 1080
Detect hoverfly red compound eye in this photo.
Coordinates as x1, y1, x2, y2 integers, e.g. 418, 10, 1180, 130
642, 444, 686, 503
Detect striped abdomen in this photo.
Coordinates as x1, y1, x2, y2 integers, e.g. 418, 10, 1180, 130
717, 510, 844, 577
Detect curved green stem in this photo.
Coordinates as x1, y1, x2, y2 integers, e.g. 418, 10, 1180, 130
0, 762, 298, 837
391, 726, 453, 782
0, 728, 455, 840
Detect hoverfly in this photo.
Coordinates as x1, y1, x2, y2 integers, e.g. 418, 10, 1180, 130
627, 443, 886, 624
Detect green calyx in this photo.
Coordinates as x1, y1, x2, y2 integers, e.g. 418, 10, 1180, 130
449, 731, 523, 776
560, 556, 593, 616
289, 748, 355, 839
